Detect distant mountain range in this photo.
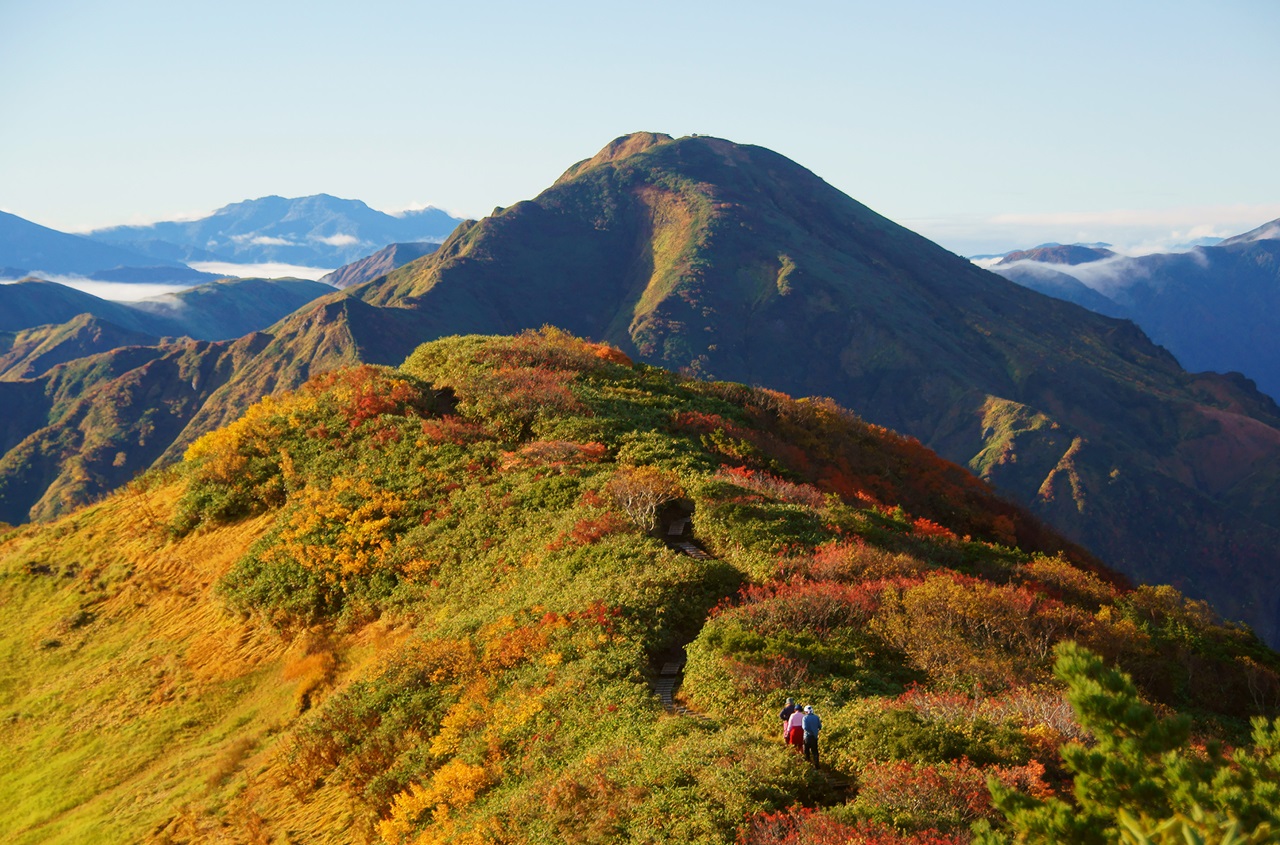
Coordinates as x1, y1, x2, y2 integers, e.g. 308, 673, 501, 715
0, 210, 194, 279
991, 219, 1280, 400
86, 194, 464, 267
3, 134, 1280, 648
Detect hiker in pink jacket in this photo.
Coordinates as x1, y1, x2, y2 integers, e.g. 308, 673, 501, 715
786, 705, 805, 750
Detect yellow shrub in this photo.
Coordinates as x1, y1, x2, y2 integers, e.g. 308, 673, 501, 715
431, 679, 492, 759
378, 760, 492, 845
265, 476, 407, 579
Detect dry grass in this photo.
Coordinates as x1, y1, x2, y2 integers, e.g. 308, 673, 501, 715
0, 480, 399, 844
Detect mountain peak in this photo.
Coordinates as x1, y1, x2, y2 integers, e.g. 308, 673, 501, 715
998, 244, 1117, 266
1220, 217, 1280, 247
86, 196, 465, 267
556, 132, 675, 183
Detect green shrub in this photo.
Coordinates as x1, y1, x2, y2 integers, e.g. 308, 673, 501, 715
845, 708, 1029, 767
978, 643, 1280, 844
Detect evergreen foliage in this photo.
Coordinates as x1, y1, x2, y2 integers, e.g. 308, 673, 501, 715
977, 643, 1280, 844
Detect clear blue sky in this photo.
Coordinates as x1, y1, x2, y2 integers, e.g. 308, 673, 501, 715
2, 0, 1277, 254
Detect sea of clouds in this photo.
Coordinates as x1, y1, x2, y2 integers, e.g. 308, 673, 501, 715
913, 203, 1280, 259
189, 261, 334, 281
0, 275, 195, 301
2, 260, 336, 302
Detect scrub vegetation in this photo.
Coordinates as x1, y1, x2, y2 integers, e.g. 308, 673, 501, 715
2, 329, 1277, 843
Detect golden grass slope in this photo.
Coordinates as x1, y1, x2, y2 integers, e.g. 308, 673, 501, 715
0, 476, 408, 844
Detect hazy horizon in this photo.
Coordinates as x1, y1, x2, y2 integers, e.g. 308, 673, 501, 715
3, 1, 1276, 259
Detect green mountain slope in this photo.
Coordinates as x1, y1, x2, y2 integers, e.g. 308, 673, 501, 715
0, 315, 160, 381
214, 132, 1280, 644
5, 134, 1280, 647
319, 242, 440, 289
126, 277, 336, 341
0, 280, 153, 333
3, 331, 1275, 844
0, 333, 270, 524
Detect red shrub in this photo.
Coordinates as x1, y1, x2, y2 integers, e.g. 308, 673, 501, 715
547, 513, 631, 550
856, 759, 991, 827
738, 807, 968, 845
578, 488, 606, 508
308, 365, 426, 429
718, 577, 923, 637
856, 758, 1052, 829
779, 540, 927, 583
912, 517, 957, 540
419, 415, 491, 445
503, 440, 608, 470
724, 654, 811, 694
672, 410, 742, 436
714, 466, 826, 507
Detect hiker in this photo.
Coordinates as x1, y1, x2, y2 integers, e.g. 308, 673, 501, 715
802, 704, 822, 768
778, 697, 798, 743
786, 703, 805, 750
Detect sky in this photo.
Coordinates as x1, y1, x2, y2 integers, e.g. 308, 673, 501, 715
2, 0, 1278, 256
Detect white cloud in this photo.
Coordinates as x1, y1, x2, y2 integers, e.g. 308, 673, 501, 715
908, 203, 1280, 257
311, 233, 360, 247
387, 202, 435, 216
189, 261, 334, 281
993, 253, 1169, 298
388, 202, 438, 215
1, 276, 195, 301
226, 233, 299, 246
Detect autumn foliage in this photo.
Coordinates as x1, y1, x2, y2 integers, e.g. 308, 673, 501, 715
114, 329, 1280, 843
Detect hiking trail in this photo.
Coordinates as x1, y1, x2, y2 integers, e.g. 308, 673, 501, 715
658, 534, 856, 798
651, 537, 715, 719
